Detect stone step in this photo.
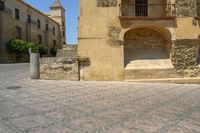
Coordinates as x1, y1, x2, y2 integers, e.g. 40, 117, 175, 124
125, 77, 200, 84
124, 68, 180, 80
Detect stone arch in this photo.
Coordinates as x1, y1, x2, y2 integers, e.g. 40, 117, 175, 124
123, 26, 173, 68
120, 25, 173, 41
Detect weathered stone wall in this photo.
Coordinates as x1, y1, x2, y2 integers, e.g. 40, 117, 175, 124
197, 0, 200, 16
97, 0, 117, 7
176, 0, 197, 16
171, 39, 199, 69
40, 58, 79, 80
57, 45, 78, 58
40, 45, 79, 80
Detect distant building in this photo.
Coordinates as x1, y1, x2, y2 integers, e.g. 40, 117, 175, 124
0, 0, 66, 63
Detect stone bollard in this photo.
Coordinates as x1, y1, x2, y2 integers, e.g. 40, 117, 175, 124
30, 53, 40, 79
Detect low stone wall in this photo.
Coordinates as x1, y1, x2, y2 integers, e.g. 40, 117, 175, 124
171, 39, 200, 77
40, 45, 79, 80
171, 39, 198, 69
40, 57, 79, 80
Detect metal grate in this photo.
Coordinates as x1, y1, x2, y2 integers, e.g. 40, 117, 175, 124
6, 86, 22, 90
120, 4, 176, 17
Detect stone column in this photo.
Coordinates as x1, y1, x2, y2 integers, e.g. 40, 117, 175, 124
77, 57, 90, 81
30, 53, 40, 79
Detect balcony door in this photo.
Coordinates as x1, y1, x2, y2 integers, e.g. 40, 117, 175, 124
135, 0, 148, 16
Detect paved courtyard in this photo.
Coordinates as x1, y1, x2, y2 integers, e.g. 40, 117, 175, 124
0, 64, 200, 133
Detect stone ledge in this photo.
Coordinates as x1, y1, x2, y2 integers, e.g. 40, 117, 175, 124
119, 16, 176, 20
126, 77, 200, 84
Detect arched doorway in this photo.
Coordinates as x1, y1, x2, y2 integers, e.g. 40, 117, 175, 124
124, 27, 175, 80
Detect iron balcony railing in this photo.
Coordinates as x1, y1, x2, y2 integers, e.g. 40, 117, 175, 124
120, 4, 176, 17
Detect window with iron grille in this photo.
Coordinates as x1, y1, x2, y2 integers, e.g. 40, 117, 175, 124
38, 35, 42, 44
15, 8, 20, 20
0, 1, 5, 10
16, 26, 22, 39
27, 15, 31, 23
53, 40, 57, 48
135, 0, 148, 16
63, 31, 65, 37
53, 27, 55, 35
46, 24, 49, 31
37, 19, 41, 29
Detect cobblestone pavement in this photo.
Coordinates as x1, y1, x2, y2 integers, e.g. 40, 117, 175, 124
0, 64, 200, 133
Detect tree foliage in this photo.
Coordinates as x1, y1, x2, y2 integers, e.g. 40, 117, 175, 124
8, 39, 27, 54
7, 39, 49, 60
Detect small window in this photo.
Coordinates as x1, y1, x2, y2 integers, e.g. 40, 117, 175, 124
16, 26, 22, 39
53, 40, 57, 48
63, 30, 65, 37
0, 1, 5, 10
53, 27, 55, 35
15, 8, 20, 20
63, 21, 65, 27
46, 24, 49, 31
27, 15, 31, 23
37, 19, 41, 29
38, 35, 42, 44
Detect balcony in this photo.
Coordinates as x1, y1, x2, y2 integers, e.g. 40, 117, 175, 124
119, 4, 176, 20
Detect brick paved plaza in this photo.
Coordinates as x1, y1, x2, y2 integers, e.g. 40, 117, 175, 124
0, 64, 200, 133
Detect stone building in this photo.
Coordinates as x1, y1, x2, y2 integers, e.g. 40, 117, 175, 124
0, 0, 66, 63
76, 0, 200, 81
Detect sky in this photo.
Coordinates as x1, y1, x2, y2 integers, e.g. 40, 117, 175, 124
25, 0, 79, 44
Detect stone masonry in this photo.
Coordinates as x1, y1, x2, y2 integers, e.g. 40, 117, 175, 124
40, 45, 79, 80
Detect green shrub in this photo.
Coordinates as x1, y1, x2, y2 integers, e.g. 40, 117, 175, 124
7, 39, 27, 54
27, 42, 39, 53
7, 39, 28, 62
38, 44, 48, 57
7, 39, 49, 60
50, 47, 57, 57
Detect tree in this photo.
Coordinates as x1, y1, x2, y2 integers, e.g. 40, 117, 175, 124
8, 39, 49, 62
7, 39, 27, 62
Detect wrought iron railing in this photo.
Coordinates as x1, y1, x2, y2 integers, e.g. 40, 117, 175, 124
119, 4, 176, 17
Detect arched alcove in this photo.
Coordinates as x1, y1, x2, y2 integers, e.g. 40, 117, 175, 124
124, 27, 173, 69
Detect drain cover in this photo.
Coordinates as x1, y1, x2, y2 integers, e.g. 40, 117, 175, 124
6, 86, 21, 90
